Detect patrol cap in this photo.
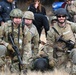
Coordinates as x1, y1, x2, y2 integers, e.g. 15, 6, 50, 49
55, 8, 68, 16
23, 11, 34, 20
10, 8, 23, 18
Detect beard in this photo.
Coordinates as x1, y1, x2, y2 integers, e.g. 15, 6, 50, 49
58, 19, 66, 24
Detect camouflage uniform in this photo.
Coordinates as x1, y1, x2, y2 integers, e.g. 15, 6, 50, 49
41, 8, 76, 75
29, 24, 39, 58
23, 11, 39, 58
0, 25, 7, 69
2, 9, 32, 72
66, 0, 76, 22
42, 21, 76, 74
50, 16, 57, 27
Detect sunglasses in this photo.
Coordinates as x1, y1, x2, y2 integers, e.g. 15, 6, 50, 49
57, 15, 66, 18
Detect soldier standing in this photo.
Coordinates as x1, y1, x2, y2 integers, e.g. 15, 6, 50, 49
22, 11, 39, 59
2, 8, 32, 73
40, 8, 76, 75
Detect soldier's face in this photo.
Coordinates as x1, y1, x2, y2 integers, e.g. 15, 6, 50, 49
57, 15, 66, 25
13, 17, 22, 25
7, 0, 14, 3
24, 19, 33, 26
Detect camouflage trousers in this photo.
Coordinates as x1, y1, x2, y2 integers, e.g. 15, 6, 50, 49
40, 45, 76, 74
54, 48, 76, 75
0, 45, 7, 68
69, 48, 76, 75
10, 61, 20, 73
10, 56, 33, 73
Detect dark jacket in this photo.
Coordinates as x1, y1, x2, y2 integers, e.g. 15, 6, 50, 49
28, 4, 46, 15
33, 13, 49, 37
0, 0, 17, 23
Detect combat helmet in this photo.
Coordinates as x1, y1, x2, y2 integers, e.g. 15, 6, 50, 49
10, 8, 23, 18
51, 16, 57, 21
23, 11, 34, 20
55, 8, 68, 16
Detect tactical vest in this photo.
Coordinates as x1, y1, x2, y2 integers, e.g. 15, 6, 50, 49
51, 22, 75, 57
5, 22, 23, 50
53, 22, 75, 43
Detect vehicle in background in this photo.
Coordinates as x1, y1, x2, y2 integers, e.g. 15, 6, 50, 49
52, 2, 64, 12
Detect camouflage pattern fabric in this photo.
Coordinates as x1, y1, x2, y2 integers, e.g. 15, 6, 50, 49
2, 21, 32, 72
23, 11, 39, 59
28, 23, 39, 58
0, 26, 7, 69
10, 8, 23, 18
42, 21, 76, 74
0, 57, 5, 67
66, 1, 76, 22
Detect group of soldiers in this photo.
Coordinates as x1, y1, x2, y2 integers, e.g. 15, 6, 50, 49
0, 8, 39, 73
0, 0, 76, 75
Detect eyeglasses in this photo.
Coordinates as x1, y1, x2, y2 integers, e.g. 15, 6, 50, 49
57, 15, 66, 18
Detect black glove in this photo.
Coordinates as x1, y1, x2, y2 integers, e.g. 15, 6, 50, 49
66, 40, 75, 50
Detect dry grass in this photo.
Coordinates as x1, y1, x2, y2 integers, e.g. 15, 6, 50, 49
27, 69, 69, 75
0, 68, 69, 75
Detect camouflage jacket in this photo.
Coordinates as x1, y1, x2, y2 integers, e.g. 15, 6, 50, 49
43, 20, 76, 59
26, 23, 39, 56
2, 21, 32, 58
66, 1, 76, 16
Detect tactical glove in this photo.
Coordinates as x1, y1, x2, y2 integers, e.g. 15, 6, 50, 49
7, 44, 14, 52
38, 50, 47, 57
49, 59, 55, 68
